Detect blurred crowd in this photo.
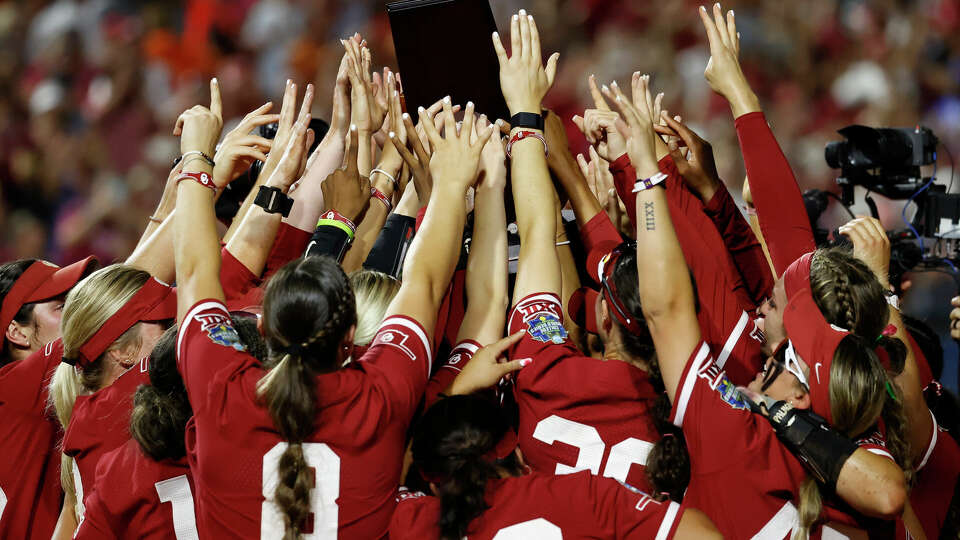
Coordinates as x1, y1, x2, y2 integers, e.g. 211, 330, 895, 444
1, 0, 959, 373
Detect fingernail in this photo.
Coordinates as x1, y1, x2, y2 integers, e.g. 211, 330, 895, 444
286, 79, 291, 86
418, 106, 426, 114
528, 15, 533, 21
520, 358, 532, 367
467, 101, 474, 108
495, 119, 502, 126
388, 131, 395, 138
493, 31, 499, 39
611, 81, 619, 88
394, 90, 399, 97
602, 84, 610, 92
444, 96, 451, 104
730, 9, 735, 16
212, 77, 218, 84
350, 124, 357, 131
402, 113, 410, 120
700, 5, 706, 12
519, 9, 526, 15
512, 14, 518, 21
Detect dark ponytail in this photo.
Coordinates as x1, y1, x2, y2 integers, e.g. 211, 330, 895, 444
131, 317, 266, 461
258, 257, 356, 539
608, 247, 690, 500
0, 259, 39, 366
412, 395, 522, 540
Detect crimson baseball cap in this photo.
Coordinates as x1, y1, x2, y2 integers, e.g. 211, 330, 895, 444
0, 256, 98, 347
568, 287, 600, 335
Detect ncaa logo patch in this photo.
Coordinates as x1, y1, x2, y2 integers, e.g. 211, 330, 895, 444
194, 313, 246, 352
526, 313, 568, 344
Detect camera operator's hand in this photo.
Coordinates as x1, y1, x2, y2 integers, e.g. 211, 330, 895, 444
174, 78, 223, 158
322, 126, 371, 223
607, 73, 660, 179
212, 102, 279, 188
698, 3, 760, 118
492, 9, 560, 116
950, 296, 960, 340
838, 216, 892, 289
448, 331, 528, 396
424, 99, 494, 193
654, 112, 723, 203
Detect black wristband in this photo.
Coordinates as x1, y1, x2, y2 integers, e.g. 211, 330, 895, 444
304, 224, 352, 262
253, 185, 294, 218
761, 400, 858, 493
510, 112, 544, 131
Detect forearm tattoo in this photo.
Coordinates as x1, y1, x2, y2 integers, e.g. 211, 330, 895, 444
644, 201, 656, 231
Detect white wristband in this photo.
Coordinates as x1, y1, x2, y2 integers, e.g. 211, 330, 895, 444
632, 172, 668, 192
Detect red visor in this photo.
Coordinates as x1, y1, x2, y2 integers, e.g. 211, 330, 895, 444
0, 256, 97, 348
568, 287, 599, 335
598, 244, 646, 336
62, 277, 177, 368
781, 252, 849, 425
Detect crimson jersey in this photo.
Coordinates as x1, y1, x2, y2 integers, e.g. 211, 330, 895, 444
911, 411, 960, 538
0, 340, 64, 540
74, 439, 197, 539
670, 340, 813, 539
176, 299, 432, 539
507, 293, 660, 493
390, 471, 683, 539
424, 339, 479, 409
63, 361, 150, 516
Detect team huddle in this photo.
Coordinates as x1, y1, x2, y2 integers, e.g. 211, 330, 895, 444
1, 4, 958, 540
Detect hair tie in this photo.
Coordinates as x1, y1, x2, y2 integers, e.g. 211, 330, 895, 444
885, 381, 898, 401
662, 433, 675, 439
881, 324, 897, 337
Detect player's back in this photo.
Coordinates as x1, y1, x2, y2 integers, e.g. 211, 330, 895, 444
514, 347, 661, 492
390, 471, 684, 539
74, 439, 196, 539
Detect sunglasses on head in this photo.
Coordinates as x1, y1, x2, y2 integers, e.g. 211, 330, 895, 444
599, 242, 644, 335
761, 341, 809, 392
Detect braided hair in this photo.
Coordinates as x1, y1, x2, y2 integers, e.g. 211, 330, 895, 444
256, 256, 357, 539
412, 395, 523, 540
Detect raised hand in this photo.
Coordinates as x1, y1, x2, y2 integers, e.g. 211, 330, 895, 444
572, 75, 628, 161
476, 114, 507, 190
653, 112, 723, 203
838, 216, 892, 289
343, 38, 387, 135
607, 73, 660, 179
263, 88, 314, 191
174, 78, 223, 158
699, 3, 759, 117
212, 102, 278, 188
448, 331, 528, 395
321, 126, 372, 222
491, 9, 560, 115
420, 99, 494, 193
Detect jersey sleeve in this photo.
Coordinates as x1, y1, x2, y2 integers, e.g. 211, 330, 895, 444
0, 339, 62, 414
581, 474, 683, 540
609, 154, 639, 227
734, 112, 816, 276
424, 340, 480, 409
669, 340, 769, 471
703, 185, 774, 307
263, 222, 312, 281
362, 315, 433, 418
176, 300, 259, 414
854, 431, 896, 462
507, 293, 580, 361
219, 246, 259, 302
389, 489, 440, 540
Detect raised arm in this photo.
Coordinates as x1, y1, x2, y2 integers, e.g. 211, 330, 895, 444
699, 4, 814, 276
493, 9, 562, 305
457, 115, 509, 345
382, 99, 494, 339
226, 86, 314, 277
612, 75, 700, 403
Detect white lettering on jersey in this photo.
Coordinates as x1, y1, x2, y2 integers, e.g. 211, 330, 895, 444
155, 475, 199, 540
492, 518, 563, 539
375, 328, 416, 361
262, 442, 340, 539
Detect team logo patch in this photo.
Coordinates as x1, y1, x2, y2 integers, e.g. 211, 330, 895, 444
526, 313, 568, 344
195, 313, 246, 352
715, 374, 748, 410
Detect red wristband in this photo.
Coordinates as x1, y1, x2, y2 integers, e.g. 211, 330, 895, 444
371, 187, 392, 212
175, 171, 217, 193
506, 130, 547, 159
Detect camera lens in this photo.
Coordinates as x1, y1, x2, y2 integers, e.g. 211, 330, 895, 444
824, 141, 845, 169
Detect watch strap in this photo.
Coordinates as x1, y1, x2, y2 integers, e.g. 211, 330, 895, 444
510, 112, 544, 131
254, 185, 294, 217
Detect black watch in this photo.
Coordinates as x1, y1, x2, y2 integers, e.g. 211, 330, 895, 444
254, 185, 294, 217
510, 112, 544, 131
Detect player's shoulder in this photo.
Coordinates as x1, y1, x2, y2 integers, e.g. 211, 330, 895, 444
390, 487, 440, 539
